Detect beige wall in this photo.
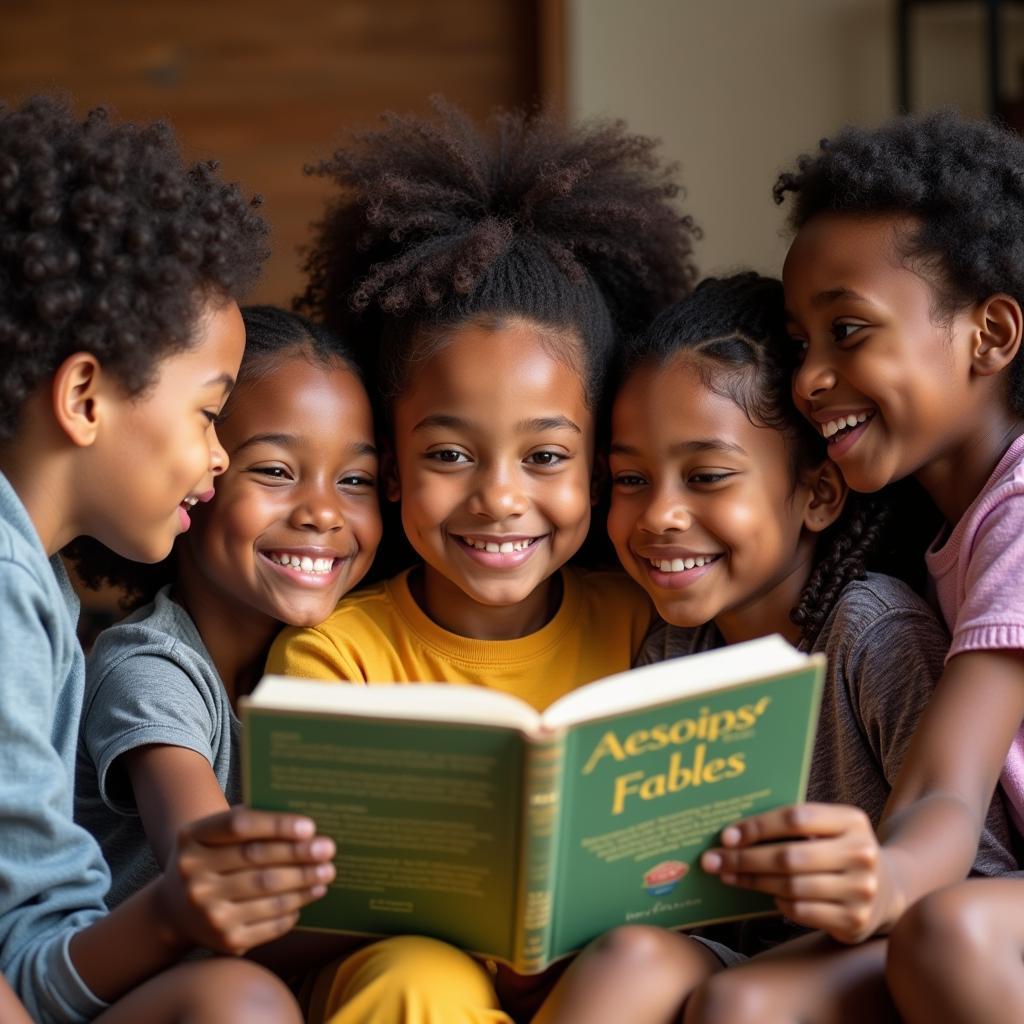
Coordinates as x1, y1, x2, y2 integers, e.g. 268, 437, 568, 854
568, 0, 1024, 279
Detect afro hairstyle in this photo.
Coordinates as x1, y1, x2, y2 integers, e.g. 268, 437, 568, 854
297, 98, 699, 411
0, 94, 268, 440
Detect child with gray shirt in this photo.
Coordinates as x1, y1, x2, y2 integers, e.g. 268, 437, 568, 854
531, 275, 1019, 1024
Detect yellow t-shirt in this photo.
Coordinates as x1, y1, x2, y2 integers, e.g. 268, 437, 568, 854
265, 566, 653, 712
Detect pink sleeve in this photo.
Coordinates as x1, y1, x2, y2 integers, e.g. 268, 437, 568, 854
949, 490, 1024, 658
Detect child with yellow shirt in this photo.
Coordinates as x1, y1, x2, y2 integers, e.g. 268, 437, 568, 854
264, 100, 698, 1023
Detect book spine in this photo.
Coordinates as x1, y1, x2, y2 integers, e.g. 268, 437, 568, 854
512, 732, 565, 972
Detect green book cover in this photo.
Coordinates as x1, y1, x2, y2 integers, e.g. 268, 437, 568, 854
242, 634, 824, 972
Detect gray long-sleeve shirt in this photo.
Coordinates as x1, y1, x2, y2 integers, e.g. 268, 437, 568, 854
0, 473, 108, 1022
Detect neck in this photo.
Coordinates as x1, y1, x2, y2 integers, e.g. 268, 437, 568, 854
173, 561, 280, 708
712, 540, 816, 648
915, 409, 1024, 526
412, 565, 562, 640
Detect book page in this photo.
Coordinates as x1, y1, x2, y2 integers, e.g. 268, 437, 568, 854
542, 634, 808, 730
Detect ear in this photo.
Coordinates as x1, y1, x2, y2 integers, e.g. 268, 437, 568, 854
590, 452, 609, 507
971, 294, 1022, 377
51, 352, 103, 447
801, 458, 847, 534
381, 442, 401, 503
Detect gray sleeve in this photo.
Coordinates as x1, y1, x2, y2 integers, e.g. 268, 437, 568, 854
634, 620, 700, 668
0, 561, 108, 1023
83, 649, 220, 816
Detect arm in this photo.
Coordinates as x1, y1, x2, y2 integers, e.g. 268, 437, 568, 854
702, 648, 1024, 943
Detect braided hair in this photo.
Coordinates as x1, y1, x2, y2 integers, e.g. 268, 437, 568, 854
622, 273, 890, 643
297, 98, 699, 414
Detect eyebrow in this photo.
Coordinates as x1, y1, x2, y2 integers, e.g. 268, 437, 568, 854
233, 432, 378, 458
208, 373, 236, 392
610, 438, 747, 458
413, 414, 582, 435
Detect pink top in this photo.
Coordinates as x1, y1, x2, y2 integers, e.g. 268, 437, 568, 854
926, 433, 1024, 836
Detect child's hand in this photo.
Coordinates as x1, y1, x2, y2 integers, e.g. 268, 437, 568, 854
156, 807, 336, 955
700, 803, 894, 944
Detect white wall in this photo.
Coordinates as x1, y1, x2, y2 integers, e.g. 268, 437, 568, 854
568, 0, 1024, 279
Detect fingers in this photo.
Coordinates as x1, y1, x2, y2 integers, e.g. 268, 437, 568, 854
204, 860, 336, 902
701, 831, 878, 879
716, 803, 872, 849
773, 899, 877, 944
183, 807, 320, 847
178, 834, 336, 876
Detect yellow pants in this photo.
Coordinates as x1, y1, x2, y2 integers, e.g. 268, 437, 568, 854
307, 936, 514, 1024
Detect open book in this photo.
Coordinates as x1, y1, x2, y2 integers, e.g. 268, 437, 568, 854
242, 634, 824, 973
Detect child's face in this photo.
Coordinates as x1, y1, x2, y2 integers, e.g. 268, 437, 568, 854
784, 213, 976, 493
181, 355, 381, 627
608, 355, 817, 635
390, 318, 594, 631
94, 298, 244, 562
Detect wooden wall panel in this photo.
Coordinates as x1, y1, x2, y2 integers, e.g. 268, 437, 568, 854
0, 0, 544, 305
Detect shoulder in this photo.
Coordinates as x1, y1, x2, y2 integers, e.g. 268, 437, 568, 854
86, 592, 217, 701
816, 573, 948, 671
272, 578, 399, 654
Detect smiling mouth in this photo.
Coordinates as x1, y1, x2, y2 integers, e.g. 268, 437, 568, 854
456, 536, 540, 554
647, 554, 721, 573
821, 411, 873, 441
264, 551, 339, 575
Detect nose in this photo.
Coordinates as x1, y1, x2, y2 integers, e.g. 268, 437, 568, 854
209, 425, 229, 477
793, 344, 837, 402
636, 484, 692, 534
288, 481, 346, 533
469, 464, 529, 520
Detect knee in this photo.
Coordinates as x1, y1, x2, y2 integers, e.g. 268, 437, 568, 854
183, 960, 302, 1024
588, 925, 682, 968
889, 883, 993, 976
684, 969, 778, 1024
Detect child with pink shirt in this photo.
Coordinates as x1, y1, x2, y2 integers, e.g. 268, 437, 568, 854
690, 111, 1024, 1023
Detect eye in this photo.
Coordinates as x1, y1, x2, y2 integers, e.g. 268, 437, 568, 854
249, 466, 290, 480
525, 450, 565, 468
339, 473, 374, 488
612, 472, 648, 489
689, 471, 732, 486
831, 322, 865, 343
786, 337, 809, 366
202, 410, 221, 425
427, 449, 470, 464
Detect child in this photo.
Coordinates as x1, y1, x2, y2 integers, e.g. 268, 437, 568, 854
265, 100, 698, 1022
530, 274, 1018, 1024
0, 96, 335, 1023
704, 110, 1024, 1024
74, 306, 381, 915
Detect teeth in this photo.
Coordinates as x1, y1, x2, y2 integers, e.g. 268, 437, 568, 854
823, 412, 868, 439
267, 552, 336, 574
652, 555, 714, 573
182, 496, 198, 507
463, 537, 533, 553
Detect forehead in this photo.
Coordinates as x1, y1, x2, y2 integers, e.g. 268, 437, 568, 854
219, 356, 372, 444
395, 319, 589, 424
782, 212, 922, 300
614, 355, 786, 463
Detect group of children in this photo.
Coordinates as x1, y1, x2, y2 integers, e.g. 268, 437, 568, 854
0, 90, 1022, 1024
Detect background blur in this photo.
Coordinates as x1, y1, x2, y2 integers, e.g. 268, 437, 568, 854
6, 0, 1024, 303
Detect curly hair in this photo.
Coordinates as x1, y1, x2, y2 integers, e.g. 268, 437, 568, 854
0, 94, 268, 439
622, 273, 891, 643
297, 98, 698, 412
774, 109, 1024, 414
68, 306, 361, 609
